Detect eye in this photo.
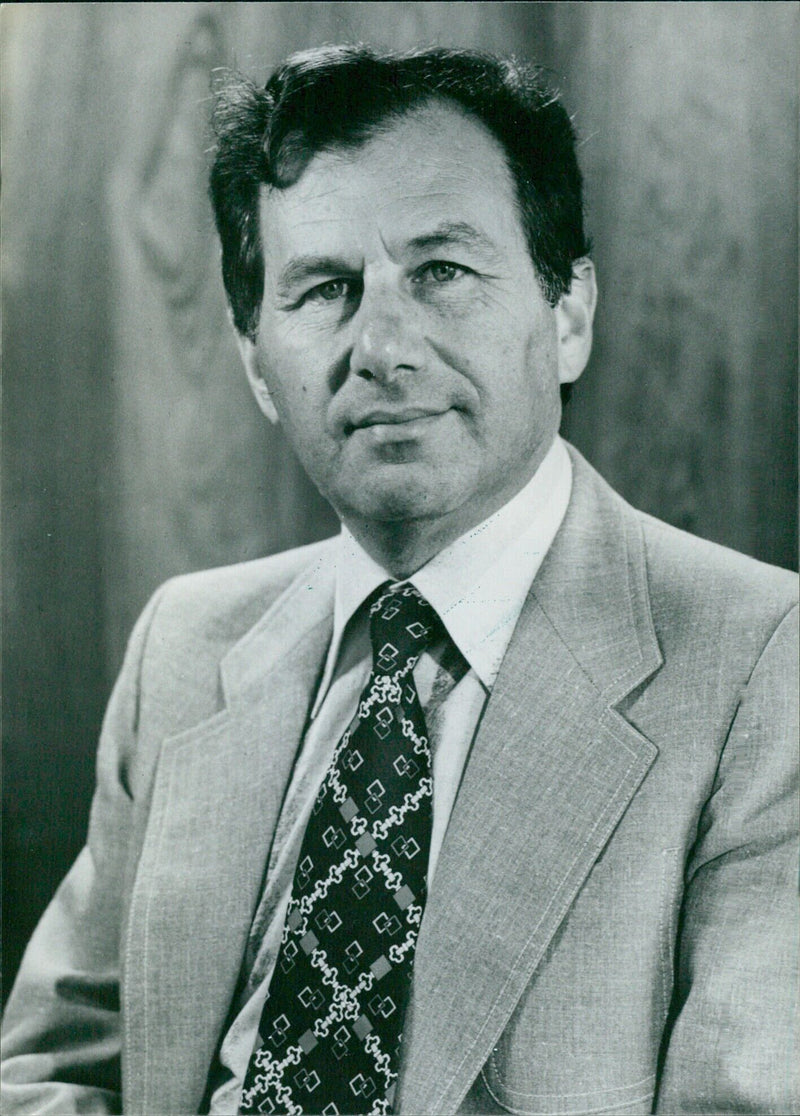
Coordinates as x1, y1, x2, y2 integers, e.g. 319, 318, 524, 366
416, 261, 470, 285
305, 278, 352, 304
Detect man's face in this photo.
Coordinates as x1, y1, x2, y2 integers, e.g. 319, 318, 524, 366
241, 101, 589, 546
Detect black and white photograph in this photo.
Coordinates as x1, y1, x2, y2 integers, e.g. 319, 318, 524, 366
2, 3, 798, 1114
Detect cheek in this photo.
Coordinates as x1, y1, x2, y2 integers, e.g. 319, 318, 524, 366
257, 355, 319, 442
450, 284, 550, 359
481, 324, 560, 434
267, 322, 345, 408
259, 328, 312, 397
428, 297, 522, 376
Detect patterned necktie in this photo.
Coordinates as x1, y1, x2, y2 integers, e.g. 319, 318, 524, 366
240, 582, 438, 1116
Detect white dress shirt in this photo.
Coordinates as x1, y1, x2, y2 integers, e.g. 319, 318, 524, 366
207, 436, 572, 1114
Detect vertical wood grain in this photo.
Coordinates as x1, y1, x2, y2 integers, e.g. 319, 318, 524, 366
551, 1, 798, 568
2, 2, 117, 995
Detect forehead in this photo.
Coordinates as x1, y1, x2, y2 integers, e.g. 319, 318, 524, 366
258, 101, 528, 262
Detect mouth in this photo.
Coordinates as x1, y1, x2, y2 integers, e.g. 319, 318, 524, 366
344, 408, 448, 436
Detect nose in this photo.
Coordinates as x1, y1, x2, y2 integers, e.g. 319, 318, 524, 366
349, 286, 425, 384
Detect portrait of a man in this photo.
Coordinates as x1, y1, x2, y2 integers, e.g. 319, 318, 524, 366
2, 6, 797, 1116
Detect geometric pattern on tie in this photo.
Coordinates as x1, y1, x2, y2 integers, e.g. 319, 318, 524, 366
240, 582, 437, 1115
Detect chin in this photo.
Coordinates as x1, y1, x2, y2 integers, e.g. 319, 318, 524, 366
358, 491, 435, 524
338, 471, 455, 526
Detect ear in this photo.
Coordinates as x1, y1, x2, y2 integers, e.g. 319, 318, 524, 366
235, 331, 279, 424
554, 258, 597, 385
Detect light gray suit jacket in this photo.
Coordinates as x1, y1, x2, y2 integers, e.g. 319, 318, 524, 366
2, 447, 798, 1115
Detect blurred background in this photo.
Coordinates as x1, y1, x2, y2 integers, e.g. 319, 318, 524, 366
2, 1, 797, 999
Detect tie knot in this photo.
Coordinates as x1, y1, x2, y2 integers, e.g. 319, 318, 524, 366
368, 582, 437, 674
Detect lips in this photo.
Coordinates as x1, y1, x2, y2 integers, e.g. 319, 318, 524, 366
345, 408, 447, 435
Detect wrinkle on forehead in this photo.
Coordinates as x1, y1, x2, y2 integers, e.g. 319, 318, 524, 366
259, 101, 530, 272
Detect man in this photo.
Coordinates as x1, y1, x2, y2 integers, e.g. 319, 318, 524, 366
2, 44, 797, 1116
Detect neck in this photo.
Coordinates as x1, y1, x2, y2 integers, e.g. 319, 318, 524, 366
342, 516, 468, 579
337, 432, 562, 577
340, 452, 554, 577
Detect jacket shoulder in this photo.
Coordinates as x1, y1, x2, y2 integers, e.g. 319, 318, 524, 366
635, 507, 798, 625
150, 536, 338, 649
565, 445, 797, 677
628, 507, 797, 698
126, 537, 336, 725
566, 443, 797, 629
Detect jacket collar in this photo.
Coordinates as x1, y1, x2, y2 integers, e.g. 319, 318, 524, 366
531, 443, 661, 703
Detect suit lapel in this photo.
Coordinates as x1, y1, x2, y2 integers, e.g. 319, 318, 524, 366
397, 450, 663, 1114
123, 556, 336, 1115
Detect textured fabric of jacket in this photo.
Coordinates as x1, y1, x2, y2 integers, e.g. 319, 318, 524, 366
2, 445, 798, 1115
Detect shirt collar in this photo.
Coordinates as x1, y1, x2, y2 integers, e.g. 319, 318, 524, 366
311, 435, 572, 716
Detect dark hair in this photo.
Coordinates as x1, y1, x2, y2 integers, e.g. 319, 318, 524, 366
209, 44, 590, 342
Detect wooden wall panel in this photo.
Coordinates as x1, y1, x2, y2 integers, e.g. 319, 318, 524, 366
101, 5, 336, 670
3, 1, 796, 999
3, 2, 118, 1001
549, 1, 798, 568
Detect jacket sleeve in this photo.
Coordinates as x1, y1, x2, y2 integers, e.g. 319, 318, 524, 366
0, 586, 167, 1115
655, 603, 799, 1114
